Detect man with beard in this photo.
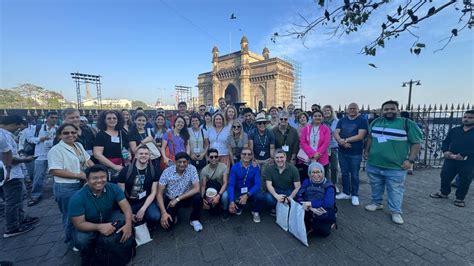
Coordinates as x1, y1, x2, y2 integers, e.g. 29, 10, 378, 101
363, 100, 422, 225
242, 108, 256, 137
430, 110, 474, 207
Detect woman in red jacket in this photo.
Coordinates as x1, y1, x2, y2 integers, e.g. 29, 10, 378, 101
299, 109, 331, 180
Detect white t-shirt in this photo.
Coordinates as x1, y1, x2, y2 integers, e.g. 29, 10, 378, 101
0, 128, 23, 180
48, 140, 90, 183
208, 126, 231, 155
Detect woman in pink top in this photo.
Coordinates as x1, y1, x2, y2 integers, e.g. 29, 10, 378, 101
299, 109, 331, 180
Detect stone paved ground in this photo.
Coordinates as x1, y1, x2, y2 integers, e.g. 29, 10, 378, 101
0, 168, 473, 265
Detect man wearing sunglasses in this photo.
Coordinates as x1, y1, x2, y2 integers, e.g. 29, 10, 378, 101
200, 148, 229, 220
272, 111, 299, 164
249, 113, 275, 187
228, 147, 265, 223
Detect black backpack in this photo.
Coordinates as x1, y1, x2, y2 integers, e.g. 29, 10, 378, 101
21, 124, 42, 156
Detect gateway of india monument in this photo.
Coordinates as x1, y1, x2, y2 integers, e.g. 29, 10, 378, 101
197, 35, 295, 111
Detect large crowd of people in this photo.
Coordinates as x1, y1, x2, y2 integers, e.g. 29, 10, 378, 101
0, 98, 473, 264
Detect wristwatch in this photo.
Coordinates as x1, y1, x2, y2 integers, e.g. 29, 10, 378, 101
176, 197, 180, 202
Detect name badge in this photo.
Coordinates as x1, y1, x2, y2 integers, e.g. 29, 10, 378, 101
377, 136, 388, 143
259, 151, 266, 157
241, 187, 248, 194
111, 136, 120, 143
282, 145, 289, 152
138, 191, 147, 200
193, 147, 201, 154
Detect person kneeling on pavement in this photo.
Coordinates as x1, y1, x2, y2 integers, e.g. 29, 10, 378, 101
118, 145, 161, 229
296, 162, 336, 238
264, 149, 301, 216
201, 148, 230, 221
69, 164, 134, 265
157, 152, 203, 232
227, 147, 265, 223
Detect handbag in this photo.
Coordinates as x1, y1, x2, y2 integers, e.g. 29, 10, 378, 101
276, 201, 290, 231
134, 223, 152, 247
145, 128, 161, 160
297, 149, 310, 163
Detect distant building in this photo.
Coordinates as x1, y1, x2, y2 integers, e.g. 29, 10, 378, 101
197, 35, 295, 110
82, 98, 132, 109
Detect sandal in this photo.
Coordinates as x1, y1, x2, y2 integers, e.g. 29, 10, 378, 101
429, 192, 448, 199
454, 200, 465, 207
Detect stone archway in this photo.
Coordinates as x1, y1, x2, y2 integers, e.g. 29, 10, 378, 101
225, 84, 239, 105
254, 85, 265, 110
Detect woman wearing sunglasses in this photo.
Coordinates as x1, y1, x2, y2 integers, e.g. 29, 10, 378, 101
227, 120, 249, 165
208, 113, 231, 169
48, 123, 94, 249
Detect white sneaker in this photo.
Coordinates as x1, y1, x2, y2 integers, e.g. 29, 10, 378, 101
190, 220, 203, 232
365, 203, 383, 212
251, 212, 261, 223
336, 193, 351, 200
351, 196, 359, 206
391, 213, 404, 225
72, 247, 79, 252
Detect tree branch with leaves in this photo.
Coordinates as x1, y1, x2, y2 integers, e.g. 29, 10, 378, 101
271, 0, 473, 55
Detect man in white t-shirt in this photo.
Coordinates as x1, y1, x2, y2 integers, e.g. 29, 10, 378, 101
0, 115, 39, 238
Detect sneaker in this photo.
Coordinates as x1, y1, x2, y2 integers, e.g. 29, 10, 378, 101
336, 193, 351, 200
222, 211, 230, 221
365, 203, 383, 212
72, 247, 79, 252
190, 220, 203, 232
270, 209, 276, 217
391, 213, 404, 225
21, 216, 39, 227
351, 196, 359, 206
235, 208, 243, 216
3, 225, 34, 238
251, 212, 261, 223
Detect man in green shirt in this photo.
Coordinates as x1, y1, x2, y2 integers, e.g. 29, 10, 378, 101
272, 111, 300, 164
264, 149, 301, 215
363, 100, 422, 225
201, 148, 229, 221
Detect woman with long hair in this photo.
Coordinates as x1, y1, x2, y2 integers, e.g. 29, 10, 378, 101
208, 113, 231, 168
93, 110, 129, 175
227, 120, 249, 165
299, 109, 331, 180
188, 114, 209, 172
224, 106, 238, 128
48, 123, 94, 247
128, 113, 155, 155
122, 109, 131, 134
153, 114, 167, 150
322, 105, 340, 189
161, 115, 190, 167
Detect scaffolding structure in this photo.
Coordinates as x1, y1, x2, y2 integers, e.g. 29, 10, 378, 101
175, 85, 192, 109
282, 56, 302, 108
70, 72, 102, 109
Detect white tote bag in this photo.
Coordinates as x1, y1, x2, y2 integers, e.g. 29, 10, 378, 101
276, 201, 290, 231
134, 223, 153, 247
288, 198, 309, 246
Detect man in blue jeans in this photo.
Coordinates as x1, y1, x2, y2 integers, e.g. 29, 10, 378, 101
364, 100, 422, 224
264, 149, 301, 215
228, 147, 266, 223
27, 111, 58, 206
334, 103, 368, 206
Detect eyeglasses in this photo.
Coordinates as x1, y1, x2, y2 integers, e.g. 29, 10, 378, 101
106, 117, 117, 120
199, 109, 206, 112
62, 131, 77, 135
280, 118, 288, 121
209, 155, 218, 159
241, 153, 252, 156
257, 122, 266, 125
232, 125, 241, 129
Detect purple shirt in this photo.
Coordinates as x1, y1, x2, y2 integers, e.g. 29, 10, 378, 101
163, 129, 186, 156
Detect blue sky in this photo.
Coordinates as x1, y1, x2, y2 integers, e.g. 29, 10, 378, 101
1, 0, 473, 108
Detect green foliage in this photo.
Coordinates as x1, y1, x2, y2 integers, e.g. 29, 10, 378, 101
132, 100, 149, 109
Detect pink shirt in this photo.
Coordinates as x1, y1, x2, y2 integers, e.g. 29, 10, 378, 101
300, 124, 331, 166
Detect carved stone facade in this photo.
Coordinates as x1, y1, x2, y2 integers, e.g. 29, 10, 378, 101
197, 36, 294, 111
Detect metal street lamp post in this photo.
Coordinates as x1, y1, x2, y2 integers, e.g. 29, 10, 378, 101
401, 79, 421, 111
